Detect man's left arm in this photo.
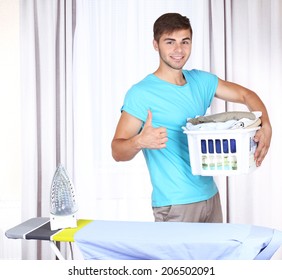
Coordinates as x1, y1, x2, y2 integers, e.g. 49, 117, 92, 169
215, 78, 272, 166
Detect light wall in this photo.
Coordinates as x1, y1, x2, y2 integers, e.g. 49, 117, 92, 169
0, 0, 21, 200
0, 0, 21, 259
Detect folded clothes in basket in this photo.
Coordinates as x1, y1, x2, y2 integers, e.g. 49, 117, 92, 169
184, 111, 262, 131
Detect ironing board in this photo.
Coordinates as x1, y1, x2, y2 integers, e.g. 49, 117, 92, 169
5, 218, 282, 260
5, 217, 92, 260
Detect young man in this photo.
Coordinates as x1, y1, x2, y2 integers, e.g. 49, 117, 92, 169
111, 13, 272, 223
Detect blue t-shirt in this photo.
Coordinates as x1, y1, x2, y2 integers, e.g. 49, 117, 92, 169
121, 69, 219, 207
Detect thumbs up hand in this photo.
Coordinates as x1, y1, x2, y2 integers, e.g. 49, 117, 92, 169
139, 110, 168, 149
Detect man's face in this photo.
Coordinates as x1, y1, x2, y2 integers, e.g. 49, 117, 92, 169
153, 29, 192, 71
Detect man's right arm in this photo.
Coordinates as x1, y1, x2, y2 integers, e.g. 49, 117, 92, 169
111, 111, 168, 162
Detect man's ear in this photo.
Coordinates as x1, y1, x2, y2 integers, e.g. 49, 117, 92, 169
153, 39, 159, 51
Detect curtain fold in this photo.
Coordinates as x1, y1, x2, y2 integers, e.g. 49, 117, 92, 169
20, 0, 282, 259
20, 0, 75, 259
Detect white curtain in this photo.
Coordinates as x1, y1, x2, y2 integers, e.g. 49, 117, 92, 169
72, 0, 215, 223
226, 0, 282, 229
20, 0, 282, 259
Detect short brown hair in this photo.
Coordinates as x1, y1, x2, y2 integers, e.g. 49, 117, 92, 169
153, 13, 192, 42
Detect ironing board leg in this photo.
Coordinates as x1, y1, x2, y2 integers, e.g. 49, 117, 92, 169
49, 241, 65, 260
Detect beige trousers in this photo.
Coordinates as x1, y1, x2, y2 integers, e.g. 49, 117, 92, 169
152, 192, 223, 223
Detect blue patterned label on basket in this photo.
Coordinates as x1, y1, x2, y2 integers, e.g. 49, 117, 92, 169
201, 138, 237, 171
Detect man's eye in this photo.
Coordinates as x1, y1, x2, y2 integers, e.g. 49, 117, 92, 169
166, 41, 173, 44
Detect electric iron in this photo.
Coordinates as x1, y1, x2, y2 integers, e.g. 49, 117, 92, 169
50, 164, 78, 230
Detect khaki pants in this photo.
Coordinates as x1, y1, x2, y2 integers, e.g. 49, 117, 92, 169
153, 192, 223, 223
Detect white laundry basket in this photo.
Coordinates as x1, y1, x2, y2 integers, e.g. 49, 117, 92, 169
185, 127, 260, 176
